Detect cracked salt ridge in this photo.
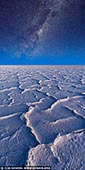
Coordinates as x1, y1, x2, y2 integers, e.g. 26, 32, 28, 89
27, 96, 85, 170
27, 130, 85, 170
1, 68, 84, 167
64, 96, 85, 118
0, 104, 39, 166
25, 97, 85, 144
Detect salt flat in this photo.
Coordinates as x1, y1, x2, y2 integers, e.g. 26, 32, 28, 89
0, 66, 85, 169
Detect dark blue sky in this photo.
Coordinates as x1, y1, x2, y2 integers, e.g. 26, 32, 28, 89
0, 0, 85, 65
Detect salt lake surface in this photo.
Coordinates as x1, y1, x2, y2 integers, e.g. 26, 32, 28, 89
0, 66, 85, 169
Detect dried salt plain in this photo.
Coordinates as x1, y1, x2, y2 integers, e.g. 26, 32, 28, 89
0, 66, 85, 170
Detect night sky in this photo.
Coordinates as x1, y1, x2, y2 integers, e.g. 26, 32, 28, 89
0, 0, 85, 65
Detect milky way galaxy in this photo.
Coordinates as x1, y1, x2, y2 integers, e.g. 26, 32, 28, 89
0, 0, 85, 64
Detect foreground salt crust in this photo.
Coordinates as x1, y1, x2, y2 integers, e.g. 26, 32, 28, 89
27, 131, 85, 170
0, 66, 85, 169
